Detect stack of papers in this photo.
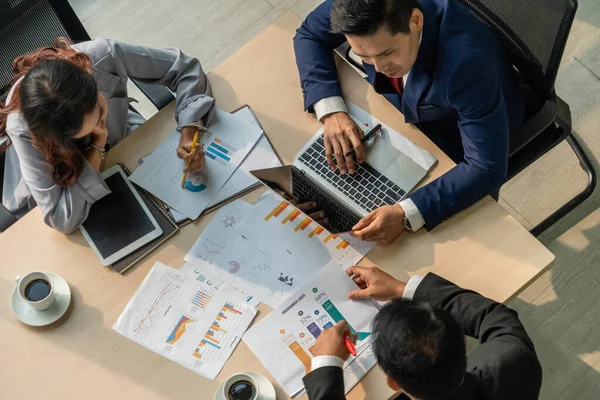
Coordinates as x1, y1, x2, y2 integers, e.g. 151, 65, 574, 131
113, 262, 257, 380
243, 261, 380, 396
130, 107, 281, 220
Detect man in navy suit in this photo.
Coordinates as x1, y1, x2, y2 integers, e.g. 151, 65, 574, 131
294, 0, 524, 243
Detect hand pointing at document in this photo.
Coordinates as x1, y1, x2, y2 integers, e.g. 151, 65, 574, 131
345, 265, 406, 301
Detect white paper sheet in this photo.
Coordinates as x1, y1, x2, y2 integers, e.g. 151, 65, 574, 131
243, 261, 379, 396
236, 191, 374, 277
184, 200, 298, 308
207, 107, 282, 208
347, 102, 437, 171
179, 263, 260, 308
129, 109, 262, 219
112, 262, 257, 380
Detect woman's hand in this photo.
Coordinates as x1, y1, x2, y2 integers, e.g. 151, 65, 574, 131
178, 126, 205, 174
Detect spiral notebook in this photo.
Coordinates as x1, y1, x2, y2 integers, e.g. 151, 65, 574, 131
110, 162, 179, 274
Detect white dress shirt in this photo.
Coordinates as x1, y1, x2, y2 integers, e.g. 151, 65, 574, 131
310, 275, 424, 371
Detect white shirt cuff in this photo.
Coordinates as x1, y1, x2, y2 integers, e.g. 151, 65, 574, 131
399, 198, 425, 232
403, 275, 424, 300
313, 96, 348, 122
311, 355, 344, 372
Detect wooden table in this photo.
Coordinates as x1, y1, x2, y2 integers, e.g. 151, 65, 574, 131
0, 13, 554, 400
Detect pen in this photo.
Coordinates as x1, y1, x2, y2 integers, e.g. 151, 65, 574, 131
181, 131, 200, 188
344, 335, 357, 357
345, 123, 382, 157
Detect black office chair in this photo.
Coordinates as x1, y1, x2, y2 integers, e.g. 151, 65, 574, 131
343, 0, 595, 237
0, 0, 175, 108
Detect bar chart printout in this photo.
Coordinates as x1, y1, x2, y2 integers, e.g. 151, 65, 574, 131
113, 262, 257, 380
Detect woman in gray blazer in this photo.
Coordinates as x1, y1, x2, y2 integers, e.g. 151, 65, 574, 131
0, 38, 215, 233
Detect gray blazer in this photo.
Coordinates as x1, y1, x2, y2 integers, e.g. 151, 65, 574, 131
2, 38, 215, 233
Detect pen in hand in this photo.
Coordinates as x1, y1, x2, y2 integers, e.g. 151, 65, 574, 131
344, 334, 357, 357
345, 123, 382, 158
181, 131, 200, 189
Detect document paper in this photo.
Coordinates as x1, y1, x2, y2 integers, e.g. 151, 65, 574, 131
113, 262, 257, 380
184, 200, 298, 308
129, 109, 262, 219
236, 191, 374, 277
243, 261, 380, 396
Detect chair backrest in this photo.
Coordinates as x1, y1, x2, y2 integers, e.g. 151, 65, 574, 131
457, 0, 578, 102
0, 0, 90, 101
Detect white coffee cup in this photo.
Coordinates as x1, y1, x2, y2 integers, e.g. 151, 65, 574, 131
221, 372, 259, 400
15, 272, 55, 311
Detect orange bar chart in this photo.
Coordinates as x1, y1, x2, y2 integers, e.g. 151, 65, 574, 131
323, 233, 339, 243
308, 226, 324, 238
265, 201, 289, 221
288, 341, 311, 374
282, 209, 301, 224
336, 240, 350, 250
294, 217, 312, 232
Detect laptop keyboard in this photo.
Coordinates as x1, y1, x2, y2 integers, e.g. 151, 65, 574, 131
292, 168, 360, 233
299, 136, 407, 212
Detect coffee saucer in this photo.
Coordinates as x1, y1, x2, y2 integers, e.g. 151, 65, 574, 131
214, 372, 276, 400
11, 273, 71, 327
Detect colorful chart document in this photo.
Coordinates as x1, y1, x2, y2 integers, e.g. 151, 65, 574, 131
129, 109, 262, 219
243, 261, 380, 395
184, 200, 298, 308
113, 262, 257, 380
236, 191, 374, 277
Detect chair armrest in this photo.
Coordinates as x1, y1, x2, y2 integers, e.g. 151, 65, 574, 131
509, 93, 559, 156
131, 79, 175, 110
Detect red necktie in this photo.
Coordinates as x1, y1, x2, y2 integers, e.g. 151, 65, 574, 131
389, 76, 404, 95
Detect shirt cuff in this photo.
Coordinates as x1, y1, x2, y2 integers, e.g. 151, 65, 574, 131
403, 275, 424, 300
311, 355, 344, 371
399, 198, 425, 232
313, 96, 348, 122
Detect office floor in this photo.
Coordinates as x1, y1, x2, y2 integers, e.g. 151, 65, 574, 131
69, 0, 600, 398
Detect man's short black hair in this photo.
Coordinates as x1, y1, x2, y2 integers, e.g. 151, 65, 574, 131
330, 0, 421, 36
372, 299, 467, 400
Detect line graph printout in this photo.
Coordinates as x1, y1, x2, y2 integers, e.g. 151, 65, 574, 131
185, 200, 298, 308
236, 191, 375, 277
113, 262, 257, 380
244, 261, 379, 396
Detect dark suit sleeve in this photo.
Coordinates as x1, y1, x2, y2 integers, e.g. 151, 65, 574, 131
414, 273, 542, 399
303, 366, 346, 400
293, 0, 348, 112
409, 54, 510, 229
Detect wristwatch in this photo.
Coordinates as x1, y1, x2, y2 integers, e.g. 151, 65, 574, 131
403, 214, 413, 232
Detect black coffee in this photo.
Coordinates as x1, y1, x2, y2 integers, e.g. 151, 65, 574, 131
227, 380, 256, 400
24, 279, 51, 302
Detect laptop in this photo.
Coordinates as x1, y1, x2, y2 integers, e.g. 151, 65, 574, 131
251, 128, 427, 233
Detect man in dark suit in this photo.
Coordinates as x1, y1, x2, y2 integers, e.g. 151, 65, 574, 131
294, 0, 524, 244
303, 266, 542, 399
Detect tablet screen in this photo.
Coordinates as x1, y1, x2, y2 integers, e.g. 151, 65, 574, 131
83, 172, 156, 258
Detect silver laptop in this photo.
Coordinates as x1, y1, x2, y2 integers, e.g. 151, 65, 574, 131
251, 130, 427, 233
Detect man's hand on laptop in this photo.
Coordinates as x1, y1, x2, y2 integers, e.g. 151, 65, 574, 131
322, 112, 364, 175
295, 201, 329, 227
350, 204, 406, 245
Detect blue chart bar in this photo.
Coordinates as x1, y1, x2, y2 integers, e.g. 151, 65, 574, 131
202, 339, 221, 349
210, 142, 229, 154
207, 145, 231, 162
206, 151, 226, 165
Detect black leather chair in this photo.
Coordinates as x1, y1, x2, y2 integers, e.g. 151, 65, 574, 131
344, 0, 595, 236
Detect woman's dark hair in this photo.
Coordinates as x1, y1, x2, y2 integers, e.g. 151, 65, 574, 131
330, 0, 421, 36
372, 299, 467, 400
0, 38, 97, 186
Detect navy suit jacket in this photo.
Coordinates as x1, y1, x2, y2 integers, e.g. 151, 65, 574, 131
293, 0, 525, 229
